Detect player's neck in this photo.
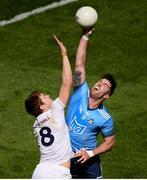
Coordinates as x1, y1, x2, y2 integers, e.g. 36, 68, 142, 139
88, 97, 103, 109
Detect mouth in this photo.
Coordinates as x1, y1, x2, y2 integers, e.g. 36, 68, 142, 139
94, 86, 99, 91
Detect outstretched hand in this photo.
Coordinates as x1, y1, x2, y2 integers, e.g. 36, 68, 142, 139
83, 27, 95, 37
53, 34, 67, 56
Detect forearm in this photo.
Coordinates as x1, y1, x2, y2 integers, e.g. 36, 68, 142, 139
75, 138, 115, 164
73, 37, 88, 87
59, 53, 72, 105
54, 34, 72, 105
62, 54, 72, 87
75, 135, 115, 163
93, 139, 115, 156
75, 37, 88, 70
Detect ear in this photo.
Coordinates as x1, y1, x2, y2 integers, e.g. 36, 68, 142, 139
40, 104, 46, 111
104, 94, 110, 99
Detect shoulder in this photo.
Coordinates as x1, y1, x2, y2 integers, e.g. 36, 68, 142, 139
69, 81, 89, 104
98, 106, 115, 136
72, 81, 89, 95
74, 80, 88, 89
97, 108, 112, 121
52, 97, 65, 110
97, 105, 114, 125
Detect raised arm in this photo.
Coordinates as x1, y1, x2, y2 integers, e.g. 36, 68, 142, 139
53, 35, 72, 106
73, 28, 95, 87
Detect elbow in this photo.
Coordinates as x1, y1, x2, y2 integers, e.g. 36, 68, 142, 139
111, 139, 115, 149
109, 138, 115, 150
105, 137, 115, 151
75, 60, 85, 68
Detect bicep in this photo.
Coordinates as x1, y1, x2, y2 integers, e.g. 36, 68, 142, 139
73, 69, 86, 87
101, 118, 115, 137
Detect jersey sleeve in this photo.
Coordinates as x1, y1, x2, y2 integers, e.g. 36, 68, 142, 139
101, 118, 115, 137
52, 97, 65, 110
70, 81, 89, 103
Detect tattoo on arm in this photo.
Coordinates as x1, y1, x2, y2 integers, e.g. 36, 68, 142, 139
73, 71, 82, 87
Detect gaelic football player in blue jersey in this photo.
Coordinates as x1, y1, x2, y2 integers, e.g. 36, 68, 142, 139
66, 28, 117, 178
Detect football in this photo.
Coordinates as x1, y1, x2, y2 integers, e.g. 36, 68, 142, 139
75, 6, 98, 27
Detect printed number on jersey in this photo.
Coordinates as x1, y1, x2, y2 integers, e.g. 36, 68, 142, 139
39, 127, 54, 146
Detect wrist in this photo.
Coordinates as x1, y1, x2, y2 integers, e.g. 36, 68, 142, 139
82, 35, 89, 41
86, 150, 94, 158
62, 53, 67, 57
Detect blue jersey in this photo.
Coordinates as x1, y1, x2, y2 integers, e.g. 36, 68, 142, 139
66, 81, 114, 152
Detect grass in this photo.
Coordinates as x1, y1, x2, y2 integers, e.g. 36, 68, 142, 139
0, 0, 61, 20
0, 0, 147, 178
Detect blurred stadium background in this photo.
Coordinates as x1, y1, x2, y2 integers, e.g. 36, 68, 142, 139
0, 0, 146, 178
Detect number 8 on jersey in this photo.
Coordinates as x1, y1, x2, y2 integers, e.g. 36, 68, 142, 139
39, 127, 55, 146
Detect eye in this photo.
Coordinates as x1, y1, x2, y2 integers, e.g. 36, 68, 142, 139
104, 84, 109, 88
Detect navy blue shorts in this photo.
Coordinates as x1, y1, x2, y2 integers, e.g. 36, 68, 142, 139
70, 155, 102, 179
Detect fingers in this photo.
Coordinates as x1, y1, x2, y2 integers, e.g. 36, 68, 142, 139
53, 34, 67, 56
77, 156, 86, 163
76, 149, 89, 164
77, 154, 87, 164
83, 27, 95, 35
53, 34, 63, 46
85, 28, 95, 37
87, 27, 95, 35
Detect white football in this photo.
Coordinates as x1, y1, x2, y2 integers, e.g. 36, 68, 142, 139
75, 6, 98, 27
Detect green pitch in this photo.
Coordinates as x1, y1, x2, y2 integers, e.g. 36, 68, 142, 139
0, 0, 147, 178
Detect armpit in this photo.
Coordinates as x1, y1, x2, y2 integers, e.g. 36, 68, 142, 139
73, 71, 82, 87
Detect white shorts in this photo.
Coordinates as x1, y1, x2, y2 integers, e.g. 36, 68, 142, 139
32, 162, 71, 179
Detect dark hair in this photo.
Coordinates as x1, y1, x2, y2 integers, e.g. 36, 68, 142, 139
25, 91, 43, 117
101, 73, 117, 96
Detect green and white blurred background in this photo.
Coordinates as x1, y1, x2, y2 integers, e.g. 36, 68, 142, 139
0, 0, 146, 178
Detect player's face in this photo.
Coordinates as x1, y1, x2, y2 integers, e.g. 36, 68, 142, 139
90, 78, 111, 99
39, 93, 52, 111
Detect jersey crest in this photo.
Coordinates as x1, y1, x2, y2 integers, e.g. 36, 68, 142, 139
69, 116, 87, 135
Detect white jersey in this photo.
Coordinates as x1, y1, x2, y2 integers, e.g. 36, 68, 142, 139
33, 98, 72, 165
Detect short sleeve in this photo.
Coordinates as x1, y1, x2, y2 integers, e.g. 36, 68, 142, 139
52, 97, 65, 110
70, 81, 89, 103
101, 118, 115, 137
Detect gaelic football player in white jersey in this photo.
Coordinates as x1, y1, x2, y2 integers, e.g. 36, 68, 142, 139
25, 35, 73, 178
